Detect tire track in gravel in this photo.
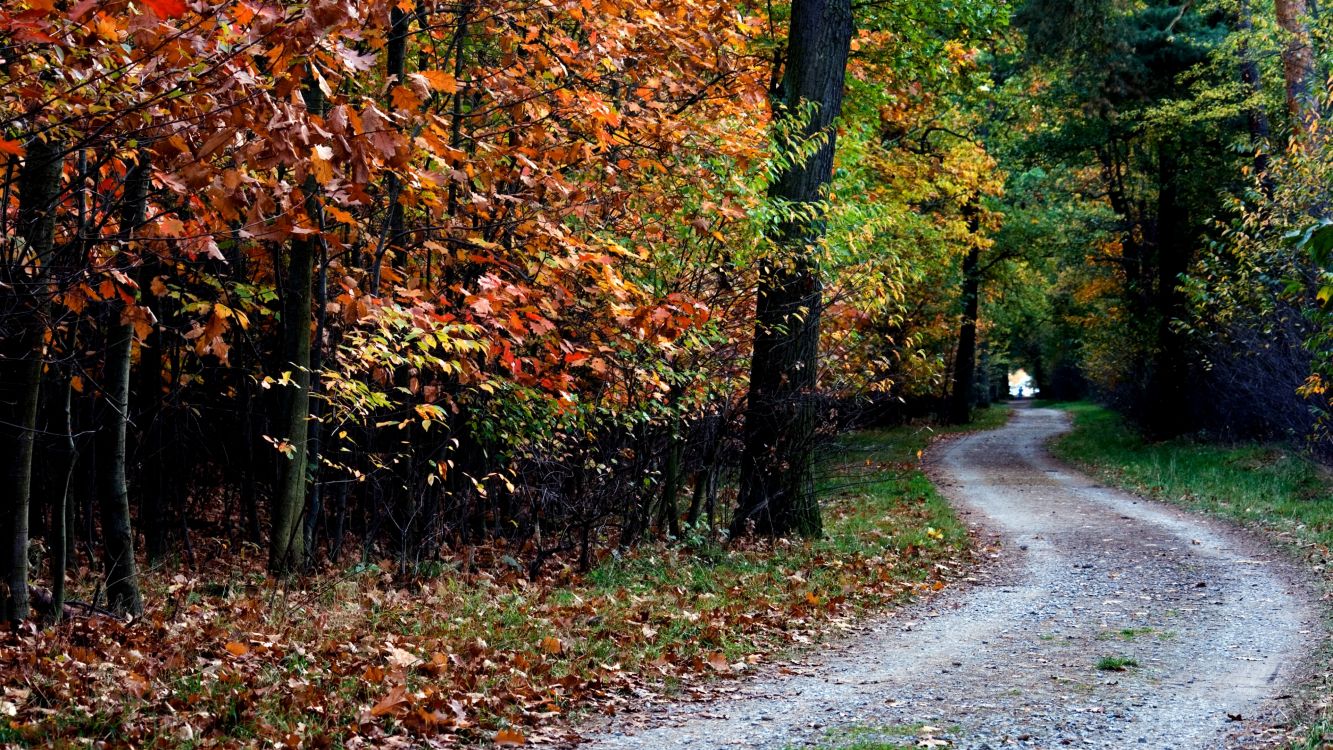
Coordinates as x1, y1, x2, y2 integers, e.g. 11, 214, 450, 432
574, 405, 1324, 749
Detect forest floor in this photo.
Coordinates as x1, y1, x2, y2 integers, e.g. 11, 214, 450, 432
573, 404, 1324, 750
0, 412, 998, 748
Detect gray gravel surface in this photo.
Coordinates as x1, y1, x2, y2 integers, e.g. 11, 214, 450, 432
573, 405, 1323, 749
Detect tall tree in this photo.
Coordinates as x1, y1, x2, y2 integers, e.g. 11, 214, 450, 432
948, 204, 983, 425
1, 138, 62, 623
734, 0, 853, 537
269, 80, 325, 575
97, 155, 148, 616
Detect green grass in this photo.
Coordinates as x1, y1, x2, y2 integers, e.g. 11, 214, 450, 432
790, 722, 955, 750
1095, 655, 1138, 671
1050, 402, 1333, 548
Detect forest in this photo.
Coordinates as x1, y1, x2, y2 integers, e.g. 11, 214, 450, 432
3, 0, 1333, 746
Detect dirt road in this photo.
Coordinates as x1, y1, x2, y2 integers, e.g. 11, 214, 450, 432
576, 406, 1322, 749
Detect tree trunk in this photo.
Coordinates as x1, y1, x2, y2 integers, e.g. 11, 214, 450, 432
948, 214, 982, 425
1276, 0, 1317, 130
48, 363, 74, 624
98, 155, 149, 617
1142, 141, 1193, 439
270, 82, 324, 574
370, 3, 413, 294
734, 0, 852, 538
2, 139, 62, 623
658, 428, 683, 538
1236, 0, 1273, 192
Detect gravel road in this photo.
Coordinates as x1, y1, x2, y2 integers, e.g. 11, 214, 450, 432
574, 405, 1323, 749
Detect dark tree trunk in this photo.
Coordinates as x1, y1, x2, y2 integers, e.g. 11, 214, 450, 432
48, 364, 74, 624
733, 0, 852, 538
948, 210, 982, 425
1142, 141, 1193, 438
271, 82, 324, 574
2, 139, 62, 623
658, 429, 683, 538
98, 155, 149, 617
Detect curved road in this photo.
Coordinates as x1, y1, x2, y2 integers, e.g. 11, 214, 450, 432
577, 406, 1321, 749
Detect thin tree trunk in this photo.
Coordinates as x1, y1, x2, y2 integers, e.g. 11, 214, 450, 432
98, 155, 149, 617
46, 359, 75, 624
270, 82, 324, 574
734, 0, 852, 538
370, 3, 413, 295
2, 139, 62, 623
948, 212, 982, 425
658, 429, 683, 538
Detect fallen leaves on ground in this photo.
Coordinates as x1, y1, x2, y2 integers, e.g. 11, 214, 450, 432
0, 445, 970, 747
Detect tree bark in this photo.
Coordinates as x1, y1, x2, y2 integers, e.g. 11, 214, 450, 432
2, 139, 62, 623
97, 155, 149, 617
270, 82, 324, 574
948, 208, 983, 425
1142, 140, 1193, 438
733, 0, 852, 538
48, 363, 74, 624
1276, 0, 1317, 130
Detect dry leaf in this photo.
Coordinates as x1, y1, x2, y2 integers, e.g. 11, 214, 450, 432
370, 685, 409, 717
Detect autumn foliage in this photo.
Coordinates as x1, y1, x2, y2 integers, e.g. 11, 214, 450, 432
0, 0, 1006, 743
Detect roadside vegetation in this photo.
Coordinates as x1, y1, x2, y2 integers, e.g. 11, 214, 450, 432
0, 408, 1004, 747
1051, 402, 1333, 551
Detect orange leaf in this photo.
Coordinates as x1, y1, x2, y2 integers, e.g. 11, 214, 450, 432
370, 684, 409, 717
415, 70, 459, 94
224, 641, 249, 657
805, 591, 821, 606
540, 636, 563, 654
495, 728, 526, 746
705, 652, 730, 672
0, 139, 24, 157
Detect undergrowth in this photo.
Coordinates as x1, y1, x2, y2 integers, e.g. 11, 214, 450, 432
0, 406, 1008, 748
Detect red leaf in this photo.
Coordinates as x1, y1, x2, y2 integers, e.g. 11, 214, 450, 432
143, 0, 187, 18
